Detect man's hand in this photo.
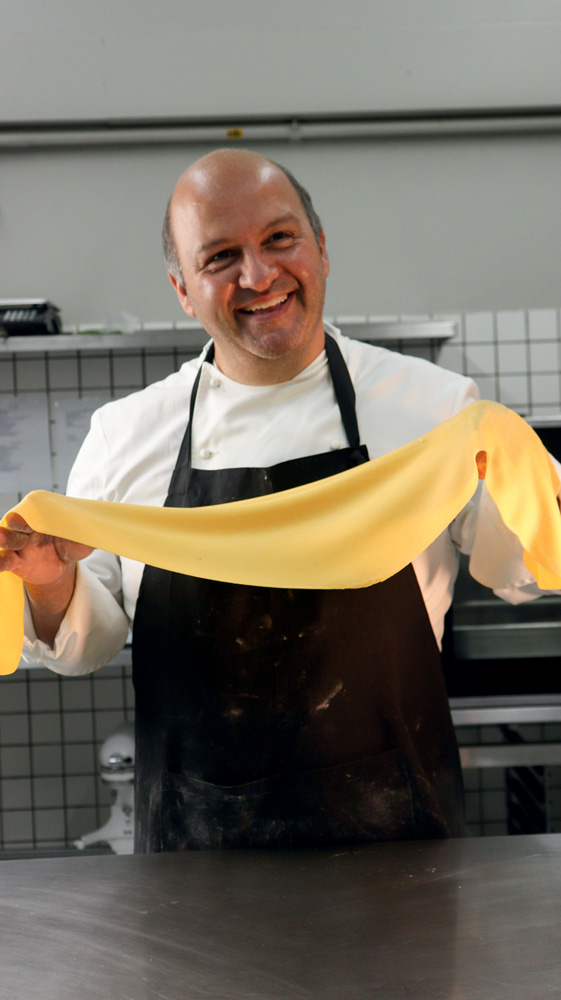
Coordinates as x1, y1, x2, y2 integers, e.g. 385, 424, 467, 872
0, 512, 94, 646
0, 512, 93, 584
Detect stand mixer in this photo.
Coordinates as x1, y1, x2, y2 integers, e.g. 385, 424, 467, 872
74, 722, 135, 855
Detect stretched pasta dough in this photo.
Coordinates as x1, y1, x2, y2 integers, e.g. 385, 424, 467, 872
1, 400, 560, 675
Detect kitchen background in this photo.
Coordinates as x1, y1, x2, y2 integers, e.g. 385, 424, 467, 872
2, 0, 561, 850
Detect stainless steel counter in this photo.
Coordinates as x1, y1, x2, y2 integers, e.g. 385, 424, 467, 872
1, 834, 561, 998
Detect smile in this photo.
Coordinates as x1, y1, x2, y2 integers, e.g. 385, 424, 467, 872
238, 293, 291, 314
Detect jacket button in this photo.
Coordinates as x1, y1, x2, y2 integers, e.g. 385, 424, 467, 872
210, 377, 221, 388
199, 448, 212, 459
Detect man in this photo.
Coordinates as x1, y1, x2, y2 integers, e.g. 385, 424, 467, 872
0, 150, 553, 850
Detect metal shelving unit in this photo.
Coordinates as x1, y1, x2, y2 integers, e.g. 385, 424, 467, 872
0, 317, 458, 354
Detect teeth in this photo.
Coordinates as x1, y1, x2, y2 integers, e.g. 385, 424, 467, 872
242, 294, 288, 313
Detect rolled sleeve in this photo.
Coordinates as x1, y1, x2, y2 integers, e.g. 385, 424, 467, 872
21, 561, 130, 675
450, 450, 561, 604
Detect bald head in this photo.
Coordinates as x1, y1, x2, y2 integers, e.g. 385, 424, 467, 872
178, 149, 279, 198
162, 150, 322, 283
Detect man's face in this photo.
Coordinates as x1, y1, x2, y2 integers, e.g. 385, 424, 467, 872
168, 159, 329, 384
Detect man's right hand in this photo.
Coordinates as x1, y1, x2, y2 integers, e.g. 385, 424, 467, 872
0, 512, 94, 646
0, 512, 93, 584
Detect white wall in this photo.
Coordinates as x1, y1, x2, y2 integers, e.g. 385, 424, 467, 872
3, 1, 561, 325
4, 0, 561, 120
3, 133, 561, 326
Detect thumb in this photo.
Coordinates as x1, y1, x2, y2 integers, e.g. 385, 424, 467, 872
54, 537, 95, 562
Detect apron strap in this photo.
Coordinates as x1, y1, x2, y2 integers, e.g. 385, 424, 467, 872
185, 341, 214, 468
323, 333, 361, 450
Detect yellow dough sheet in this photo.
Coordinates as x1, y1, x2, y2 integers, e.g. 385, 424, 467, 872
1, 399, 561, 675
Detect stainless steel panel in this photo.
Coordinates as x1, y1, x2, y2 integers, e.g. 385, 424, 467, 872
450, 593, 561, 660
1, 836, 561, 999
460, 743, 561, 768
451, 694, 561, 726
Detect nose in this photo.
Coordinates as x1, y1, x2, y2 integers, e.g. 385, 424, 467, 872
238, 249, 279, 291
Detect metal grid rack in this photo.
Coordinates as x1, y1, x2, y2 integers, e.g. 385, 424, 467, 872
453, 699, 561, 836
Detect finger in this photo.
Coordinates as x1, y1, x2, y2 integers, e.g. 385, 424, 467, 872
0, 525, 93, 562
0, 548, 18, 572
55, 538, 94, 562
0, 525, 31, 552
4, 512, 33, 533
4, 515, 92, 559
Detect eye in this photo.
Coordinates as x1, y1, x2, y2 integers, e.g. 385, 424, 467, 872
209, 249, 233, 263
205, 248, 236, 271
268, 231, 293, 245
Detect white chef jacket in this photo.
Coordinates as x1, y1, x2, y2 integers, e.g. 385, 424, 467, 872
21, 323, 554, 674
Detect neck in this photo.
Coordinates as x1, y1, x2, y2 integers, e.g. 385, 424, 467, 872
213, 333, 326, 386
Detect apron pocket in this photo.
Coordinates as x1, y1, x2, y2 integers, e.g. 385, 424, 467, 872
159, 748, 416, 850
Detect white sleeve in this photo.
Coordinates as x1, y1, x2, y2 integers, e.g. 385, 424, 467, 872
450, 452, 561, 604
21, 409, 130, 674
21, 561, 130, 675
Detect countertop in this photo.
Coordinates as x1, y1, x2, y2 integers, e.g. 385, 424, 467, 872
1, 834, 560, 999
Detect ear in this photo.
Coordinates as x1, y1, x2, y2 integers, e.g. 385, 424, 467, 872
318, 229, 330, 279
168, 271, 196, 318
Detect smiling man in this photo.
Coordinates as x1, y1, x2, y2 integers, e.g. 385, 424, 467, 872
4, 149, 553, 853
165, 151, 330, 382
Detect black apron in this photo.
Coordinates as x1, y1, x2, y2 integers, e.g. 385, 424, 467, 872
132, 334, 464, 852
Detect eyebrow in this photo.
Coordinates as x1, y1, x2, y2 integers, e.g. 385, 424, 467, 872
197, 213, 301, 255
